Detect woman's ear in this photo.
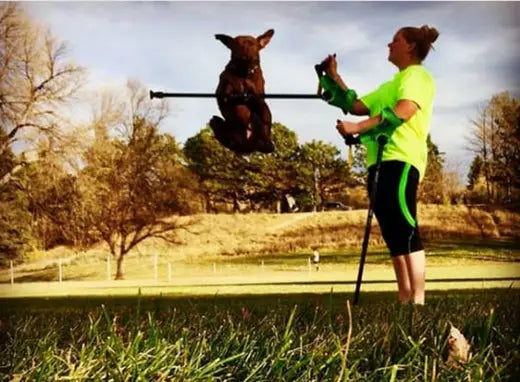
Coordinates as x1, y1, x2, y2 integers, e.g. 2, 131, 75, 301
407, 41, 417, 55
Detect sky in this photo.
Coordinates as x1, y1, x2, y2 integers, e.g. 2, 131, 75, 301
21, 1, 520, 181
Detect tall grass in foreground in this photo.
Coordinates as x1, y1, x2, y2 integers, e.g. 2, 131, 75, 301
1, 290, 519, 381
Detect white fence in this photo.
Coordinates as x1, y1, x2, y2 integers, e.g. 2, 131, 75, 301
6, 251, 322, 285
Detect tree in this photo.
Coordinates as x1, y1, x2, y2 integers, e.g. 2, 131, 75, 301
184, 122, 301, 212
23, 142, 81, 249
467, 155, 483, 191
0, 3, 85, 186
298, 140, 354, 211
0, 140, 32, 265
184, 126, 250, 212
349, 144, 368, 186
487, 92, 520, 203
467, 92, 520, 204
245, 123, 301, 211
418, 135, 446, 203
467, 105, 493, 202
79, 81, 196, 279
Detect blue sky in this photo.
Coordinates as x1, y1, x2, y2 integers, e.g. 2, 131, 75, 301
22, 1, 520, 180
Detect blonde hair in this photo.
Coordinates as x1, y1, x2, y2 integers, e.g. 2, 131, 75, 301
400, 25, 439, 61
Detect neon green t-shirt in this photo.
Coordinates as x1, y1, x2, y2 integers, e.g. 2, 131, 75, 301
360, 65, 435, 180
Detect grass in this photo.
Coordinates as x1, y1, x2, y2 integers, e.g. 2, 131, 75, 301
1, 207, 518, 380
1, 289, 519, 381
2, 233, 519, 284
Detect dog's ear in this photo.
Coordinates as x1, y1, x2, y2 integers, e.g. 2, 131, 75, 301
257, 29, 274, 49
215, 34, 235, 50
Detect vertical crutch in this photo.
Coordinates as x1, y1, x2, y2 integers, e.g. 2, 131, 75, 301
353, 134, 388, 305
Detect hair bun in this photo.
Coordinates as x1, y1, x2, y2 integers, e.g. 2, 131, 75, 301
420, 25, 439, 44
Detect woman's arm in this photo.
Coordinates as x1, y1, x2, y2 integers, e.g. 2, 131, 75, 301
350, 100, 370, 116
336, 99, 419, 136
321, 55, 370, 116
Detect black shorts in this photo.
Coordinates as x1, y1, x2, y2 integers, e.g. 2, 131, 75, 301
367, 160, 423, 257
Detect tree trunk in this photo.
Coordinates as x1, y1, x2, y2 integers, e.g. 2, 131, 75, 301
276, 199, 281, 213
204, 193, 211, 213
313, 167, 321, 211
115, 254, 125, 280
233, 193, 239, 213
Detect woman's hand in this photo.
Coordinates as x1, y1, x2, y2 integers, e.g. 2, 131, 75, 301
320, 54, 338, 78
336, 119, 361, 136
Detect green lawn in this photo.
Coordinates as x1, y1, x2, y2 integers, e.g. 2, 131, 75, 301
1, 262, 519, 299
1, 237, 518, 299
1, 237, 518, 380
1, 289, 519, 381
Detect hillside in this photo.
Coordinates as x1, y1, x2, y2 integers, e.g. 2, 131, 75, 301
22, 204, 520, 263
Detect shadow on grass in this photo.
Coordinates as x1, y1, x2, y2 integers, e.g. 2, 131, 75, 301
14, 269, 97, 283
14, 268, 59, 283
221, 238, 519, 266
1, 288, 519, 313
216, 248, 391, 266
425, 238, 520, 262
215, 240, 520, 268
426, 237, 520, 251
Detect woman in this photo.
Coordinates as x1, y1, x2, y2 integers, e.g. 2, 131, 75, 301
323, 25, 439, 304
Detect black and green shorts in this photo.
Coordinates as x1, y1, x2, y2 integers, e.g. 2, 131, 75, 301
367, 160, 423, 257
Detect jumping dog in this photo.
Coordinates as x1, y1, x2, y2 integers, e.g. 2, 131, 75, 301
209, 29, 275, 154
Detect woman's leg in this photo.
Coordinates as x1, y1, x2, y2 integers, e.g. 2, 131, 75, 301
392, 255, 412, 303
368, 161, 424, 304
404, 249, 425, 305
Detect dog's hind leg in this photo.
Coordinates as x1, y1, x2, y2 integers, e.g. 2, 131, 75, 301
209, 116, 254, 154
248, 98, 274, 153
209, 116, 237, 151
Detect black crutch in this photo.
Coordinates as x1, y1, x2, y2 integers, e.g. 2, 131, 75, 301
353, 134, 388, 305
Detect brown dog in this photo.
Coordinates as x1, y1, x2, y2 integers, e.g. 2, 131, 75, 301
209, 29, 275, 154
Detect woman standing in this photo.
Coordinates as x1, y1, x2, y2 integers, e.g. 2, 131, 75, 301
322, 25, 439, 304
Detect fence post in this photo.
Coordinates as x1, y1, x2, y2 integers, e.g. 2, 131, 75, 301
213, 263, 217, 275
168, 263, 172, 283
58, 258, 63, 282
261, 260, 265, 272
308, 257, 312, 274
10, 260, 14, 285
107, 255, 111, 281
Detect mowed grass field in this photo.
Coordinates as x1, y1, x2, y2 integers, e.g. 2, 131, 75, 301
1, 206, 519, 380
1, 260, 519, 299
1, 290, 520, 380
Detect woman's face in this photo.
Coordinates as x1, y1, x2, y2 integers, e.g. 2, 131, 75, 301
387, 31, 414, 65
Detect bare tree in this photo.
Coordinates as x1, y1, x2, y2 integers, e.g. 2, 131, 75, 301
0, 3, 85, 185
466, 92, 520, 204
79, 81, 197, 279
443, 159, 465, 204
467, 106, 493, 202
